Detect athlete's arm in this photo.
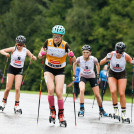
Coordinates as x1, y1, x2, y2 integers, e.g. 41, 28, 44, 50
0, 47, 15, 58
100, 52, 113, 65
38, 40, 48, 59
27, 50, 37, 61
65, 43, 76, 62
125, 53, 132, 64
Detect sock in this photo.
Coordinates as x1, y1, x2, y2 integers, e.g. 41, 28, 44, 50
15, 101, 19, 106
2, 98, 7, 103
113, 103, 118, 109
58, 99, 64, 109
80, 103, 84, 110
48, 96, 54, 107
121, 107, 126, 113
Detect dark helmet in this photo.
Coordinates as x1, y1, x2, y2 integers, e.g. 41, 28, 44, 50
15, 35, 26, 44
115, 42, 126, 53
82, 45, 91, 51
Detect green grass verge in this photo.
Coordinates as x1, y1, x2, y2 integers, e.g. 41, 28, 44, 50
1, 89, 132, 103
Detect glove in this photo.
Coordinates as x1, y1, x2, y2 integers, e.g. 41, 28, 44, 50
132, 59, 134, 65
96, 74, 100, 84
68, 51, 74, 57
106, 53, 111, 60
41, 51, 46, 56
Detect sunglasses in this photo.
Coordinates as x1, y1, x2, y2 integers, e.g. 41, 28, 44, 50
17, 43, 24, 47
116, 50, 123, 54
53, 35, 62, 39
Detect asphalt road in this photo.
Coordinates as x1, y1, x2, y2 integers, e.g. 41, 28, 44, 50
0, 92, 134, 134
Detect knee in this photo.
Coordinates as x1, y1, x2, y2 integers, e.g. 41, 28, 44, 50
5, 87, 11, 92
48, 88, 54, 95
15, 88, 20, 93
110, 89, 116, 96
119, 92, 125, 98
94, 93, 100, 99
56, 91, 62, 99
80, 89, 84, 94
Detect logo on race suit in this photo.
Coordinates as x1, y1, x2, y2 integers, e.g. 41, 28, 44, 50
113, 64, 122, 71
116, 64, 119, 67
85, 66, 88, 69
49, 42, 52, 45
61, 44, 64, 47
18, 56, 21, 60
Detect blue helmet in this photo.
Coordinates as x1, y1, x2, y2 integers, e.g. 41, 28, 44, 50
16, 35, 26, 44
52, 25, 65, 35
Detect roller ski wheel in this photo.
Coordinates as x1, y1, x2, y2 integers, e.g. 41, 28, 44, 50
0, 101, 6, 111
49, 116, 55, 124
0, 106, 5, 111
113, 113, 120, 122
78, 110, 84, 117
49, 106, 56, 124
122, 118, 130, 124
58, 109, 67, 127
99, 108, 111, 119
14, 105, 22, 114
59, 120, 67, 127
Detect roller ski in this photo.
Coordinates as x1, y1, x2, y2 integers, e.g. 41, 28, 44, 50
49, 106, 56, 124
0, 101, 6, 111
99, 107, 112, 119
14, 105, 22, 114
121, 110, 130, 124
113, 108, 120, 122
58, 109, 67, 127
78, 108, 85, 117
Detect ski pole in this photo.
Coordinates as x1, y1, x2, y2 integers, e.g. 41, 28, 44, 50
92, 74, 100, 108
21, 60, 32, 85
131, 57, 134, 122
64, 81, 74, 103
37, 56, 44, 124
92, 96, 95, 108
102, 61, 110, 101
0, 58, 8, 90
70, 57, 77, 126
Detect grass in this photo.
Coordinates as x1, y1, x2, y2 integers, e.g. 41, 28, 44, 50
1, 89, 131, 103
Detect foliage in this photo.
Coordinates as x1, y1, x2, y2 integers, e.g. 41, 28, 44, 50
0, 0, 134, 95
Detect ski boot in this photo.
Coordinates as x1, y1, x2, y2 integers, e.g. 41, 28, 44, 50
0, 101, 6, 111
49, 106, 56, 124
78, 107, 85, 117
99, 107, 112, 119
14, 105, 22, 114
58, 109, 67, 127
113, 108, 120, 122
121, 110, 130, 124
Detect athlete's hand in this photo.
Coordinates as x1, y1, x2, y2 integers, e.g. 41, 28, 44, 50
41, 51, 47, 56
5, 53, 10, 58
68, 51, 74, 57
96, 74, 100, 84
106, 53, 111, 60
31, 55, 37, 61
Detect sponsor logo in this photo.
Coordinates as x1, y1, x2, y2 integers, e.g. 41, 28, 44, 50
15, 60, 21, 64
48, 62, 61, 68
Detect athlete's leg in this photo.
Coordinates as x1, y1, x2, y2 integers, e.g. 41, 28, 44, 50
44, 72, 55, 107
92, 86, 102, 106
118, 79, 127, 108
108, 77, 118, 104
79, 81, 85, 103
14, 75, 23, 102
3, 73, 14, 99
